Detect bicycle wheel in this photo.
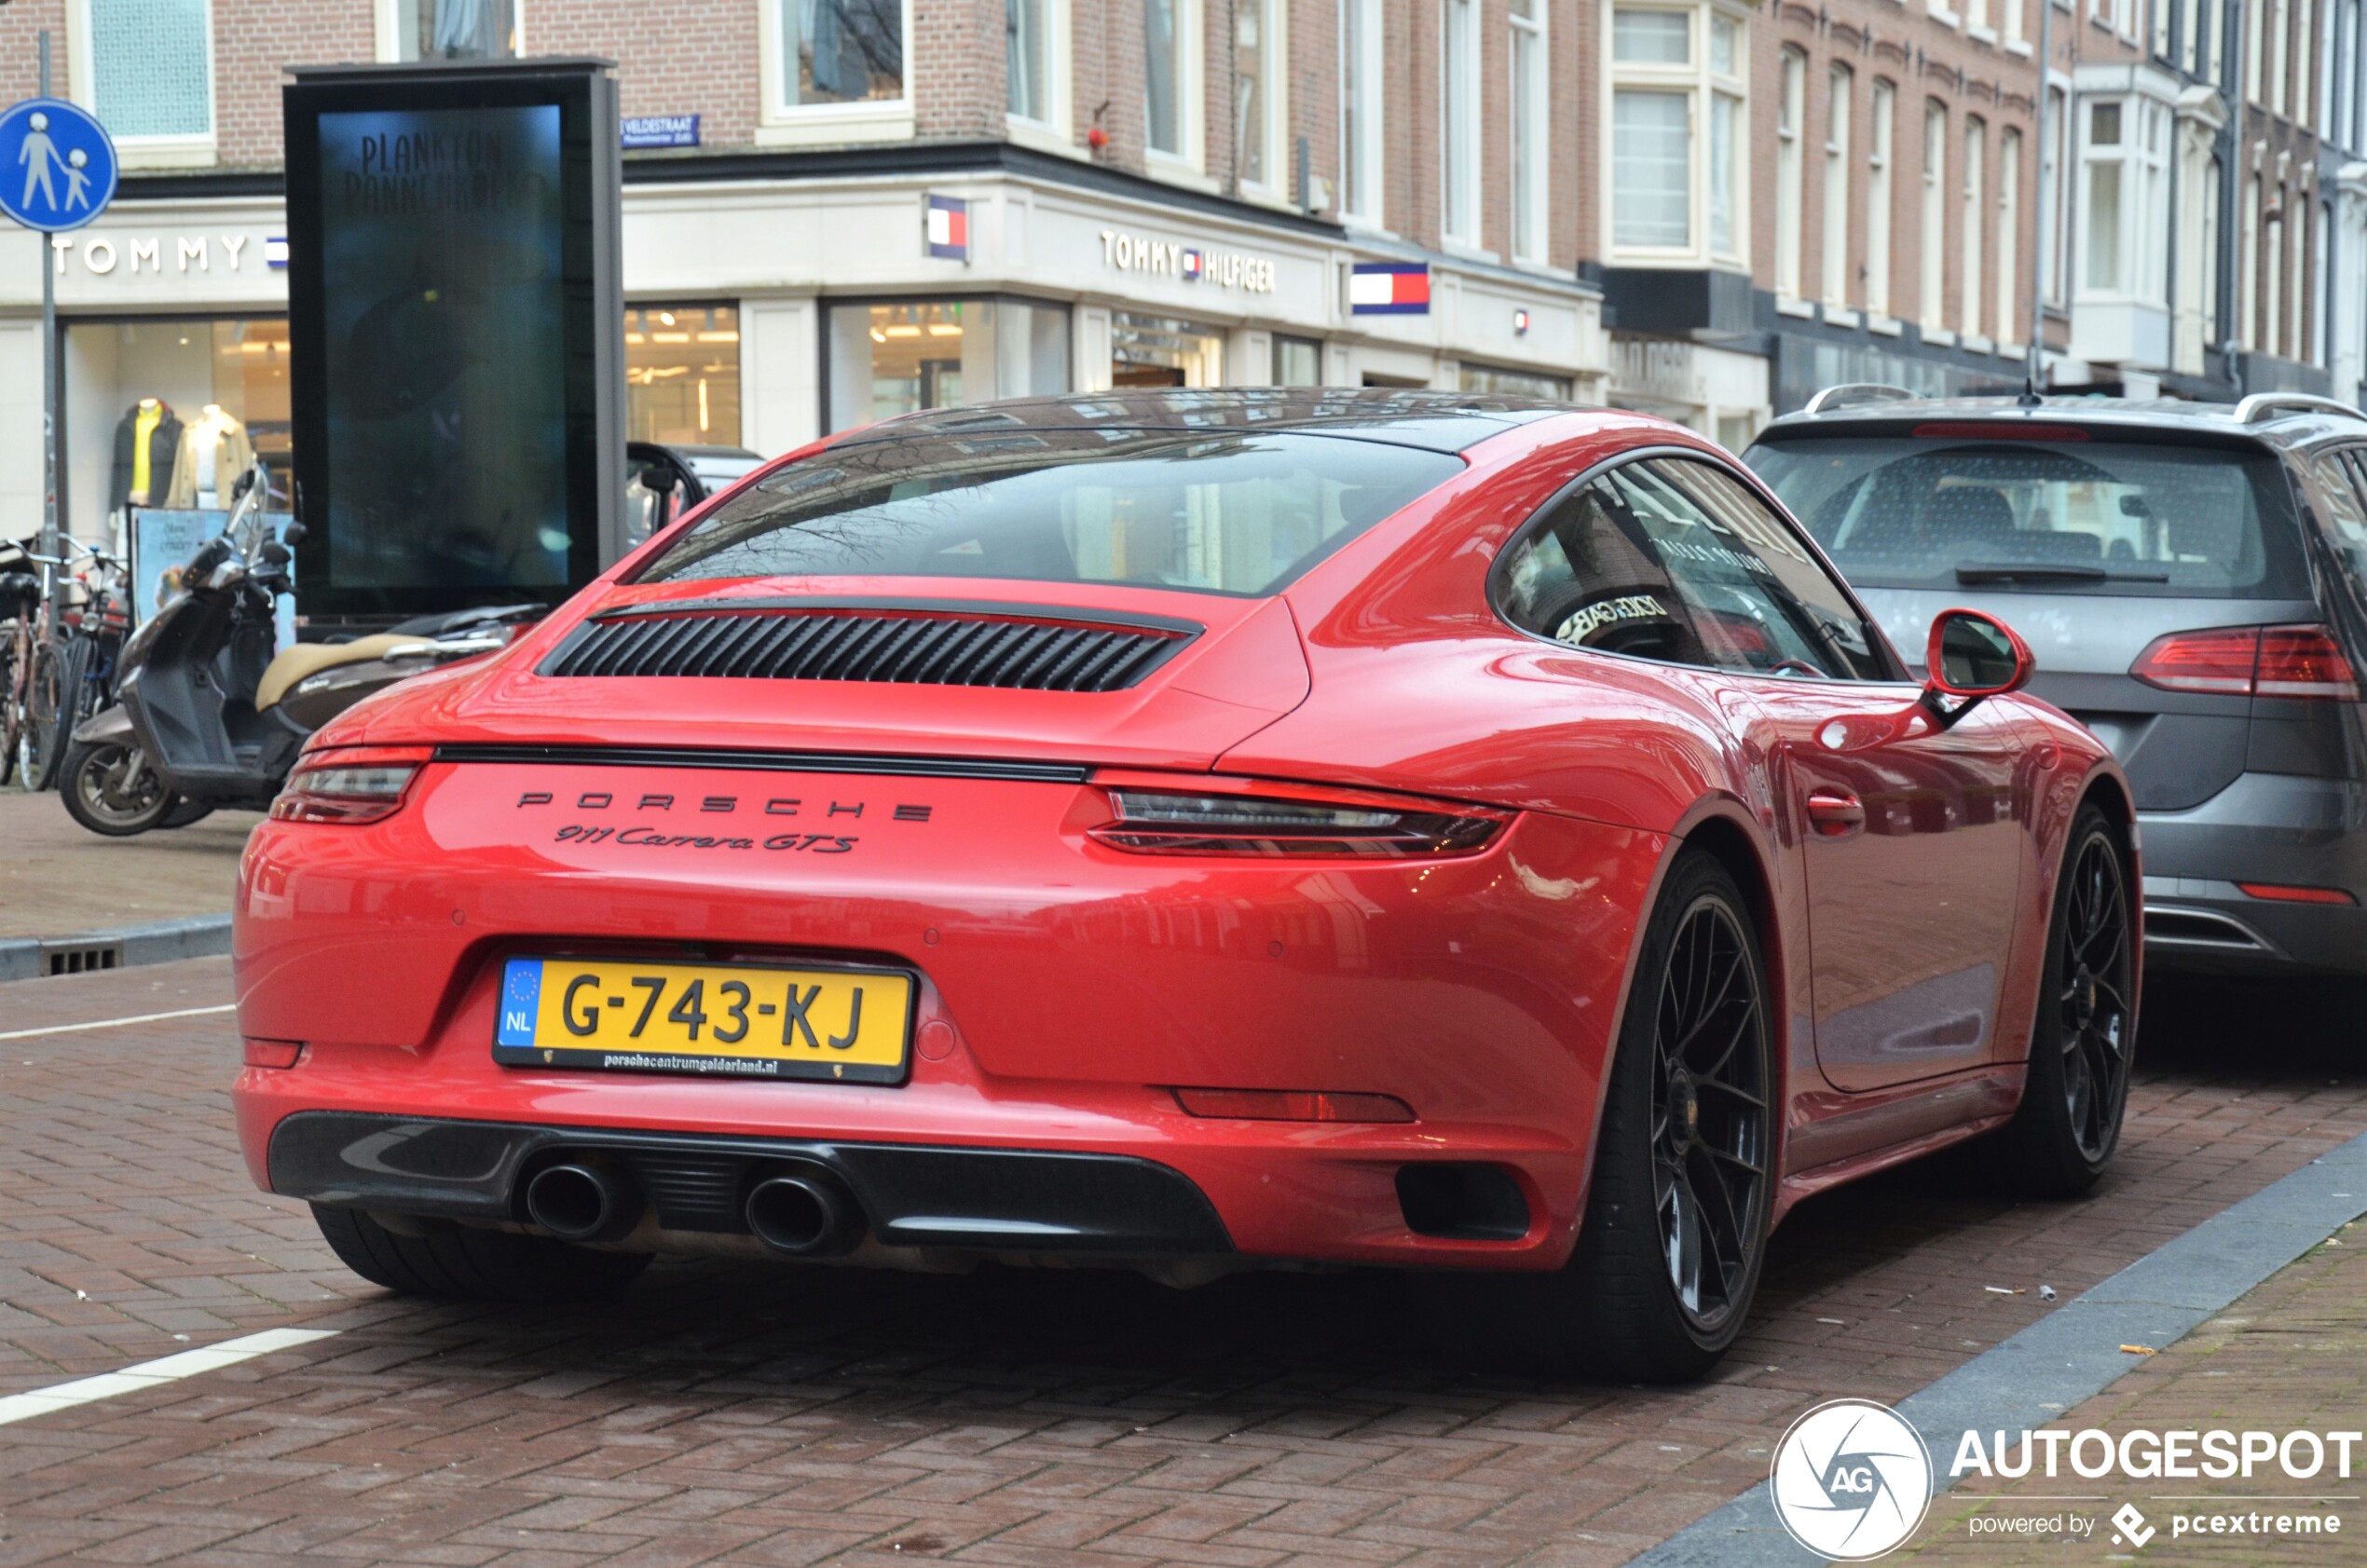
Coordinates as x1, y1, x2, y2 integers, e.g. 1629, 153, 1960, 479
22, 636, 66, 791
0, 637, 20, 788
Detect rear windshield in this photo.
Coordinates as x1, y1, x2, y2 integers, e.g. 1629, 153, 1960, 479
1745, 436, 2312, 598
636, 429, 1465, 596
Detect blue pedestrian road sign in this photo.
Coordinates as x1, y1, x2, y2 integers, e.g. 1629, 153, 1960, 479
0, 97, 115, 232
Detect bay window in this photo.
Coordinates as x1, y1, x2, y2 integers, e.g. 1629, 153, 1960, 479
1512, 0, 1550, 261
1442, 0, 1483, 243
2077, 96, 2170, 305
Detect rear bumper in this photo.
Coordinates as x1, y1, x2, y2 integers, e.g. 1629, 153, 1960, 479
2139, 772, 2367, 978
267, 1111, 1234, 1254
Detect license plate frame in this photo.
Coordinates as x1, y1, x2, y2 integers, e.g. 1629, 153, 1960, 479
492, 955, 917, 1084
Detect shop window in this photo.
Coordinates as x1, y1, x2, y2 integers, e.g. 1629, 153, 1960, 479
1111, 312, 1223, 387
79, 0, 214, 148
1272, 335, 1322, 387
389, 0, 517, 61
1607, 5, 1747, 265
1459, 363, 1570, 400
625, 306, 742, 448
776, 0, 906, 111
826, 298, 1070, 431
67, 318, 292, 539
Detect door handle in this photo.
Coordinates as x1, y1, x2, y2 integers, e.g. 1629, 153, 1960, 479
1805, 788, 1866, 837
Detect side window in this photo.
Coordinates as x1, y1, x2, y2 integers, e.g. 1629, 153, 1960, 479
2321, 453, 2367, 608
1494, 456, 1891, 679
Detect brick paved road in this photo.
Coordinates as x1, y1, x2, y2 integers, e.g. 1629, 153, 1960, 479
0, 961, 2361, 1566
0, 792, 259, 940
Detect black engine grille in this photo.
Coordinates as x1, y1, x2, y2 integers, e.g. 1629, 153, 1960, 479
542, 605, 1196, 692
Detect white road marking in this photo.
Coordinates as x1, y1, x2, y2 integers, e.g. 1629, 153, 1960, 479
0, 1328, 337, 1427
0, 1002, 237, 1042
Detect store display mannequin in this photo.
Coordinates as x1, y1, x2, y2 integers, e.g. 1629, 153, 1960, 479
109, 397, 184, 512
167, 403, 254, 510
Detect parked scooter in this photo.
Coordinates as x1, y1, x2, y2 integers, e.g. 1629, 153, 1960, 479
60, 463, 536, 837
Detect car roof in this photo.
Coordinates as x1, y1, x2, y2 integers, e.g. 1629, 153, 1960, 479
824, 388, 1580, 455
1755, 392, 2367, 453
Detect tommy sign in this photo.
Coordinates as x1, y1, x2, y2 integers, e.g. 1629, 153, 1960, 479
1099, 228, 1278, 293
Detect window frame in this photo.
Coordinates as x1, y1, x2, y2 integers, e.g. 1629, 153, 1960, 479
1339, 0, 1388, 226
74, 0, 218, 167
1510, 0, 1552, 264
1006, 0, 1074, 151
1822, 61, 1853, 310
1602, 1, 1751, 267
1922, 99, 1949, 333
1485, 444, 1905, 684
1868, 79, 1895, 318
1441, 0, 1485, 245
2075, 92, 2170, 307
373, 0, 525, 62
1962, 114, 1987, 339
1233, 0, 1289, 198
759, 0, 917, 146
1142, 0, 1208, 174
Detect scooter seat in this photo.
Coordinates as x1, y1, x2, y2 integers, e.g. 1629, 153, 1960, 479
254, 635, 417, 712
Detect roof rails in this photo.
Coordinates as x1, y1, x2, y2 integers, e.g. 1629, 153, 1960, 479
1802, 383, 1922, 415
2231, 392, 2367, 425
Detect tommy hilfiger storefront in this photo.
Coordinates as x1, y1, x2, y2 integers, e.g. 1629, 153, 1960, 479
0, 149, 1611, 550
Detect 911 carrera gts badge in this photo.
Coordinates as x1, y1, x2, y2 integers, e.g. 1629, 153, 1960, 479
550, 824, 858, 853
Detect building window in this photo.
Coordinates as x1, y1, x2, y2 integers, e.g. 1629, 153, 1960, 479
776, 0, 905, 111
1962, 116, 1985, 337
2240, 172, 2261, 345
2271, 0, 2289, 111
2292, 197, 2309, 356
2084, 103, 2123, 292
2265, 208, 2285, 355
1007, 0, 1056, 126
1460, 363, 1572, 399
1442, 0, 1482, 243
1608, 6, 1744, 264
1235, 0, 1284, 192
1997, 126, 2021, 347
625, 306, 741, 448
1922, 100, 1947, 331
1868, 80, 1895, 317
81, 0, 214, 147
391, 0, 515, 60
1112, 312, 1224, 386
827, 298, 1070, 430
1775, 48, 1805, 297
2203, 156, 2223, 344
2042, 86, 2068, 303
1273, 335, 1322, 386
1822, 63, 1852, 308
2151, 0, 2171, 60
2296, 0, 2314, 128
1968, 0, 1990, 34
2339, 0, 2360, 149
2004, 0, 2024, 45
1144, 0, 1202, 164
2315, 199, 2331, 362
1511, 0, 1550, 261
2178, 0, 2201, 72
1340, 0, 1384, 222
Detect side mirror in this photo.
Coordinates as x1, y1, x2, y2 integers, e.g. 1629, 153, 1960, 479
1921, 608, 2033, 726
280, 520, 308, 545
642, 463, 681, 497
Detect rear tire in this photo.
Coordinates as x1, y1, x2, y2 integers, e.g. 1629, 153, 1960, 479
1428, 851, 1775, 1381
161, 798, 215, 828
312, 1205, 650, 1303
22, 638, 64, 791
59, 739, 176, 836
1999, 805, 2137, 1197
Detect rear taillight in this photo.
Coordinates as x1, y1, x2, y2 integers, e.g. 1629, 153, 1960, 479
270, 745, 433, 824
2130, 624, 2359, 700
1090, 777, 1506, 858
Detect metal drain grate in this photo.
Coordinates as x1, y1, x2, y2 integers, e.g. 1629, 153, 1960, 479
42, 941, 124, 976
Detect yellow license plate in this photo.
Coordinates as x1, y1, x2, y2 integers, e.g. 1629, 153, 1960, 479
493, 956, 914, 1083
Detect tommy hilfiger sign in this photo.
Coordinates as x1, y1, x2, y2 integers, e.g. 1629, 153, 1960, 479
1098, 229, 1278, 293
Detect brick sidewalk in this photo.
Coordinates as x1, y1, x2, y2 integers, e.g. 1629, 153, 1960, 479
0, 790, 259, 941
1908, 1220, 2367, 1564
0, 965, 2361, 1565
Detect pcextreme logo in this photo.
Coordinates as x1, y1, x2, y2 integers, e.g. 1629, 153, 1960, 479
1770, 1398, 1935, 1561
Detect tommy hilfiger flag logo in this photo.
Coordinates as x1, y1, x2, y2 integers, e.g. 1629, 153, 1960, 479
1349, 262, 1431, 314
925, 194, 969, 262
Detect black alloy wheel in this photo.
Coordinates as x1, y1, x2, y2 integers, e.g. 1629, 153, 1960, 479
1649, 891, 1773, 1334
2000, 804, 2137, 1196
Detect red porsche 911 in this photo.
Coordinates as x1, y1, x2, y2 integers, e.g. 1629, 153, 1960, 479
233, 390, 2139, 1379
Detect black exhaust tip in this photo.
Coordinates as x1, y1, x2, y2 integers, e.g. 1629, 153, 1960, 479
524, 1160, 643, 1243
745, 1164, 866, 1258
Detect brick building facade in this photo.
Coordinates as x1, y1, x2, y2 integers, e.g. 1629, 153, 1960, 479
0, 0, 2360, 547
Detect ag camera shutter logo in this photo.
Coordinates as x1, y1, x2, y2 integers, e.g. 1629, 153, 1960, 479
1771, 1398, 1934, 1560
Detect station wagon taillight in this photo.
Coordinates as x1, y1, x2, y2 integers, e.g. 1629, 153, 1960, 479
2129, 624, 2359, 701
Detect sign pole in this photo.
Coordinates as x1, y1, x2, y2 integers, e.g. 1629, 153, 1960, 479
35, 30, 56, 603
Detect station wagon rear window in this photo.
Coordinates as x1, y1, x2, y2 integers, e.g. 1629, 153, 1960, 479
636, 429, 1464, 597
1746, 436, 2313, 599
